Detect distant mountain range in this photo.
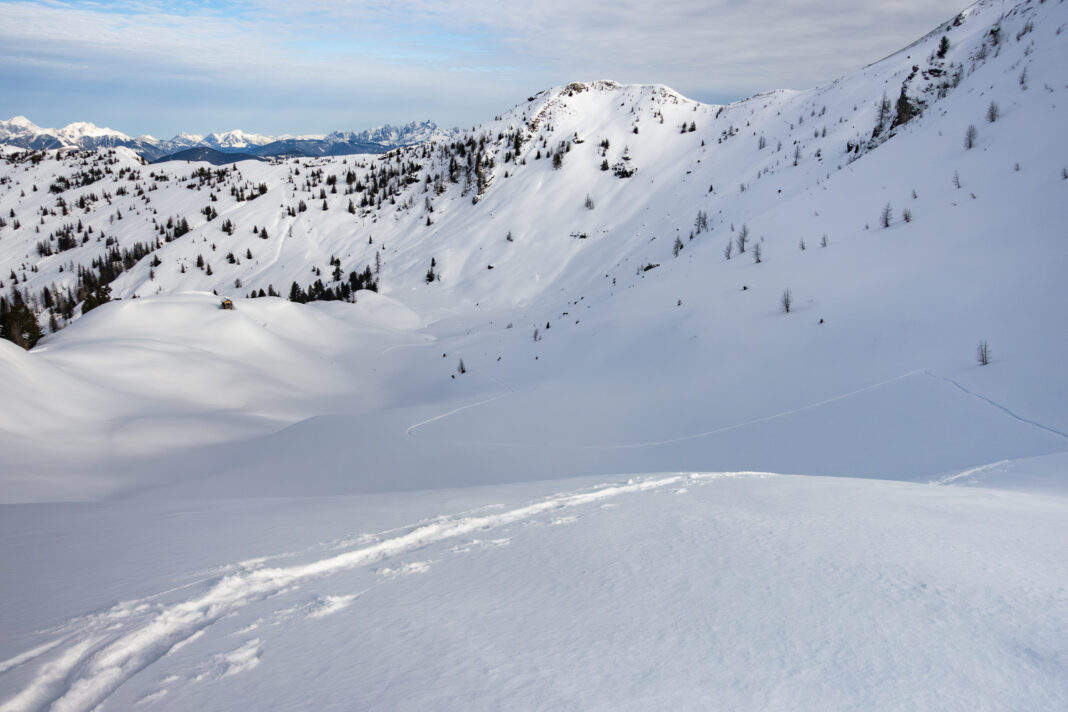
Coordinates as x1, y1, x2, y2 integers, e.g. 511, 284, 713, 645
0, 117, 455, 161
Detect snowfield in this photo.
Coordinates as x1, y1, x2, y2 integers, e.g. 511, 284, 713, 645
1, 0, 1066, 708
3, 472, 1067, 711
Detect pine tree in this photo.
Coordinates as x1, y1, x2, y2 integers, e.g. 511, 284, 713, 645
892, 87, 919, 127
0, 294, 42, 349
81, 283, 111, 315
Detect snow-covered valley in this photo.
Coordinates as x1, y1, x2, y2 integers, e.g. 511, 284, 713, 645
1, 0, 1066, 708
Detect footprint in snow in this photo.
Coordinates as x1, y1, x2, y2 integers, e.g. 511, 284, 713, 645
191, 639, 262, 683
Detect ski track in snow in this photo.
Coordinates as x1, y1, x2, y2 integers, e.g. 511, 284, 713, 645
932, 459, 1011, 486
604, 370, 928, 449
405, 390, 511, 438
406, 375, 515, 438
406, 370, 927, 449
406, 369, 1068, 453
0, 472, 764, 712
0, 640, 67, 676
922, 370, 1068, 442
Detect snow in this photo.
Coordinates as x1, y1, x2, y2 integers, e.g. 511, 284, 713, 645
327, 120, 454, 147
0, 118, 132, 148
0, 119, 450, 157
1, 473, 1066, 711
201, 131, 277, 149
54, 121, 130, 141
0, 0, 1066, 708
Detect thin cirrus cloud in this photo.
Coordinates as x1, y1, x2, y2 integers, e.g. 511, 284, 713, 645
0, 0, 967, 137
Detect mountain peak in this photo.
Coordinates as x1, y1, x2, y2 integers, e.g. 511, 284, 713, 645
202, 130, 278, 148
3, 115, 40, 129
57, 121, 130, 140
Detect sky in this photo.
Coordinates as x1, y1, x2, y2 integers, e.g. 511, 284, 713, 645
0, 0, 969, 138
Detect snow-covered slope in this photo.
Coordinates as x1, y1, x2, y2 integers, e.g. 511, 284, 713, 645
1, 0, 1066, 708
1, 0, 1064, 497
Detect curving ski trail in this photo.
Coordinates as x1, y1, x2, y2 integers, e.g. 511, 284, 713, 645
406, 375, 515, 438
923, 370, 1068, 442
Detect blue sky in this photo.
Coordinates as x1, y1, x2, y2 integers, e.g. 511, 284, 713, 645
0, 0, 968, 137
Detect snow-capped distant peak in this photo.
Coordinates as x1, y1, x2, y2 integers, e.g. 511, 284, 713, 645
0, 116, 44, 137
325, 120, 450, 148
56, 121, 131, 141
0, 116, 135, 150
1, 115, 453, 158
201, 130, 278, 148
3, 115, 40, 130
276, 133, 326, 141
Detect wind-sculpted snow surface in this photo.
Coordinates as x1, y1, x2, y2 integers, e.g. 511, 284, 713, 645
0, 473, 751, 711
1, 471, 1066, 711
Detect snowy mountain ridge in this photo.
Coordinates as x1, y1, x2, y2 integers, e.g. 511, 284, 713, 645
0, 117, 448, 160
0, 0, 1063, 489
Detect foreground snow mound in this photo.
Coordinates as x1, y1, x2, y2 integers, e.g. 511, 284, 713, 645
1, 471, 1065, 711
